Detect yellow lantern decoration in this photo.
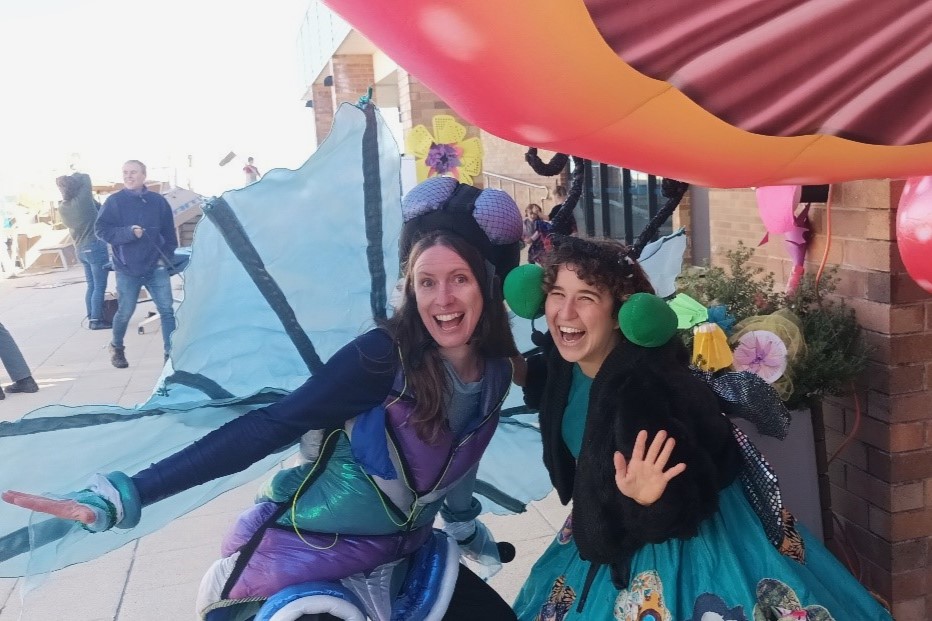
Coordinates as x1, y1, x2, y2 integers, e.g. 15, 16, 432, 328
692, 322, 733, 372
405, 115, 483, 185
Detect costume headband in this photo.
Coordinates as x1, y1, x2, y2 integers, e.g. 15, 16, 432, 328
399, 176, 523, 282
503, 239, 677, 348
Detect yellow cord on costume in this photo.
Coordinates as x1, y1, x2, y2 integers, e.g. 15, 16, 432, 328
290, 348, 511, 540
384, 345, 408, 410
290, 428, 344, 550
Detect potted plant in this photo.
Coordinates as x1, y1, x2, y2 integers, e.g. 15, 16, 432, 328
678, 242, 870, 542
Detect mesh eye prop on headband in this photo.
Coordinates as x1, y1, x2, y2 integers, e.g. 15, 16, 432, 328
399, 176, 523, 283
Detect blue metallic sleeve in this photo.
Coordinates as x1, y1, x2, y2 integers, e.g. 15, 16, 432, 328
132, 329, 397, 505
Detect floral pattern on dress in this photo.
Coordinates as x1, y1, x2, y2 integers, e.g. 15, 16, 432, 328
536, 576, 576, 621
686, 593, 748, 621
557, 513, 573, 545
614, 570, 671, 621
753, 579, 835, 621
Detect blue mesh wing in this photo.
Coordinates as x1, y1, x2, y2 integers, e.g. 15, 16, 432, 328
0, 103, 402, 578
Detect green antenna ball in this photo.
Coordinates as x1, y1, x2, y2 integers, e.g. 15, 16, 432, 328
503, 264, 545, 319
619, 292, 677, 347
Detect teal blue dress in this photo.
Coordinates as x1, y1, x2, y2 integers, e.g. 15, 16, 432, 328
513, 365, 892, 621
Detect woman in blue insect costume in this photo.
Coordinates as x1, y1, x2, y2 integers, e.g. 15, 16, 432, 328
3, 176, 524, 621
504, 236, 893, 621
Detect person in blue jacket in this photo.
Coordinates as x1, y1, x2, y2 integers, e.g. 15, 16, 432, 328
95, 160, 177, 368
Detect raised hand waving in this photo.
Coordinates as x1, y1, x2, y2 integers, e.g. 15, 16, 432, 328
613, 429, 686, 506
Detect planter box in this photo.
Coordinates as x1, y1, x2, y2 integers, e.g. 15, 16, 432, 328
734, 408, 824, 540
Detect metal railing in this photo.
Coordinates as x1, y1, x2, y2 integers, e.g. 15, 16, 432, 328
481, 172, 551, 209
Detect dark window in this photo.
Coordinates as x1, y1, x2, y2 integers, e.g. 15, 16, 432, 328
577, 161, 667, 244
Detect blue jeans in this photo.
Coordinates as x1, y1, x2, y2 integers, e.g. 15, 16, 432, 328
77, 239, 109, 321
0, 322, 31, 382
112, 266, 176, 356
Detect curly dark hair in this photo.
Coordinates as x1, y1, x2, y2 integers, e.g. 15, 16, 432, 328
541, 237, 654, 314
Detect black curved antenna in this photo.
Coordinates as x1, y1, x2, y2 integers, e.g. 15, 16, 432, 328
629, 178, 689, 259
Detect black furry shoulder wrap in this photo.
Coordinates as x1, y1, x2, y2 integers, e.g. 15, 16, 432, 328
528, 337, 742, 587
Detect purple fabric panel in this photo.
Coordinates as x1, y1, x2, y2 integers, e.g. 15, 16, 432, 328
221, 502, 431, 599
433, 414, 498, 490
384, 399, 498, 493
584, 0, 932, 145
385, 398, 457, 492
384, 358, 509, 492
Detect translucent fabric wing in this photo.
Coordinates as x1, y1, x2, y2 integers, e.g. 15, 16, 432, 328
0, 104, 552, 578
153, 103, 402, 404
1, 103, 402, 576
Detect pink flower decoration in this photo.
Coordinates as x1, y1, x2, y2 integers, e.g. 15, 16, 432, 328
732, 330, 788, 384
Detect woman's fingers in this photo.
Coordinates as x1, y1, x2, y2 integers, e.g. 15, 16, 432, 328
613, 451, 628, 479
630, 430, 648, 462
663, 462, 687, 482
656, 434, 677, 468
2, 490, 96, 524
643, 429, 668, 464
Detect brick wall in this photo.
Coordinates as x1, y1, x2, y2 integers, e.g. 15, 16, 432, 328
397, 70, 476, 140
331, 54, 374, 110
311, 83, 334, 149
708, 181, 932, 619
480, 132, 563, 213
308, 55, 372, 150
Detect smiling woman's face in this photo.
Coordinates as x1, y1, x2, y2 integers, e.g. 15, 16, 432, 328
545, 264, 620, 377
412, 244, 483, 354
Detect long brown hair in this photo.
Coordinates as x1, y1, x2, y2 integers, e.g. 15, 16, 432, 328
381, 231, 518, 442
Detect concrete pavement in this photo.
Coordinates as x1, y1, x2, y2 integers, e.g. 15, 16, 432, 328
0, 265, 562, 620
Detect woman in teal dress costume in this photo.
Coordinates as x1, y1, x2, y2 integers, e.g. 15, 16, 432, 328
511, 237, 892, 621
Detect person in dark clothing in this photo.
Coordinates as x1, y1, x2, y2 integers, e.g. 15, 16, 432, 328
0, 322, 39, 399
56, 172, 111, 330
511, 236, 891, 621
95, 160, 178, 368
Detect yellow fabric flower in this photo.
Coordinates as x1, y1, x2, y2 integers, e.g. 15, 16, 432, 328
406, 115, 483, 185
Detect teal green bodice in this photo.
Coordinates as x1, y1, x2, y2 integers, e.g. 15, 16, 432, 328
561, 364, 593, 459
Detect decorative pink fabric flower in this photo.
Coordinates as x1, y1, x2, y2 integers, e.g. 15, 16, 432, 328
732, 330, 788, 384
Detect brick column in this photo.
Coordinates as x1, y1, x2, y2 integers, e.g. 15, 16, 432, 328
311, 82, 335, 148
818, 180, 932, 621
331, 54, 375, 111
398, 69, 491, 188
706, 182, 932, 619
397, 69, 468, 135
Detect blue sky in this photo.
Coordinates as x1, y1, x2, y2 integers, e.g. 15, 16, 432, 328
0, 0, 314, 196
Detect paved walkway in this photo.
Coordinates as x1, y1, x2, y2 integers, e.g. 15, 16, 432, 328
0, 265, 561, 620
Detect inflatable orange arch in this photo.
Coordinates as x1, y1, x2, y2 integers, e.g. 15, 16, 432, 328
323, 0, 932, 188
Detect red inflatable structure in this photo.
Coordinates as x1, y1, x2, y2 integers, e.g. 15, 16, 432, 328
323, 0, 932, 189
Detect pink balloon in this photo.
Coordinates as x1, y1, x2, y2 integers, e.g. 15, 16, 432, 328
896, 177, 932, 293
755, 186, 802, 235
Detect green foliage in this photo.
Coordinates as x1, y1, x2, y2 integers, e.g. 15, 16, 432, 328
678, 242, 869, 409
678, 243, 782, 324
782, 270, 871, 410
